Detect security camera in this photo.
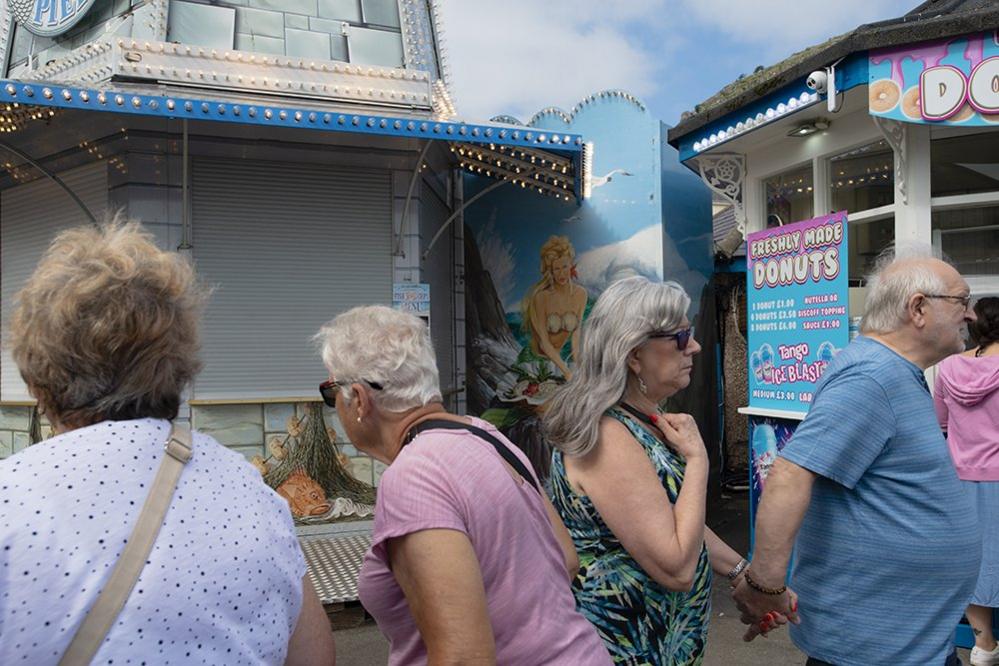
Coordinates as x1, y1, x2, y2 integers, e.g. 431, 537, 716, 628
806, 70, 828, 94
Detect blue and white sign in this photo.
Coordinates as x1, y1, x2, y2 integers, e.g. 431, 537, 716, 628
745, 211, 850, 413
8, 0, 98, 38
392, 283, 430, 315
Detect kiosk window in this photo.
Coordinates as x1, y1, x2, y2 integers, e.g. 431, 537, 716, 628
931, 132, 999, 197
765, 164, 813, 227
849, 217, 894, 283
829, 140, 894, 214
933, 206, 999, 277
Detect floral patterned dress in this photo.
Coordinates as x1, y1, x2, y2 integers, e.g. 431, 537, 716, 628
549, 407, 712, 665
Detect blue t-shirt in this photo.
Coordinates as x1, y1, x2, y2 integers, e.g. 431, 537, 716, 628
780, 336, 980, 666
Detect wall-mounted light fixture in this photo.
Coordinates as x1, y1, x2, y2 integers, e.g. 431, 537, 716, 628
788, 118, 830, 137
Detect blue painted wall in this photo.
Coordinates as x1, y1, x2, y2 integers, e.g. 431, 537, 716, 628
463, 91, 712, 422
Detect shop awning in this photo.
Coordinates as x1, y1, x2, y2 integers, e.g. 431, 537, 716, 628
0, 78, 585, 202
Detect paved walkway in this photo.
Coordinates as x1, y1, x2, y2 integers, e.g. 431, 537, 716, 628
328, 492, 973, 664
329, 571, 804, 665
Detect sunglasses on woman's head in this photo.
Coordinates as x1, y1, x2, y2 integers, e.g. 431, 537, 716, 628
318, 378, 383, 408
647, 326, 695, 350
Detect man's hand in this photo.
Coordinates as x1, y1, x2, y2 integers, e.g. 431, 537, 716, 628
731, 578, 800, 642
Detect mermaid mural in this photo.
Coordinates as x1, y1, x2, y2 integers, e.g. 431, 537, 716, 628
522, 235, 588, 379
499, 236, 589, 406
477, 237, 591, 479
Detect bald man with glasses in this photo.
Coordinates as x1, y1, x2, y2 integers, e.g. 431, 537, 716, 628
733, 249, 979, 666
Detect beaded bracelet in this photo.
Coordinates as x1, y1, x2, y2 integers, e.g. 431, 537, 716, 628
743, 569, 787, 596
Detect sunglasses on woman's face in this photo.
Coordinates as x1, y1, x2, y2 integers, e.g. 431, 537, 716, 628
318, 379, 383, 408
647, 326, 695, 351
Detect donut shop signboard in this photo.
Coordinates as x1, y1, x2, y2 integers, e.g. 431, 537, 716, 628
745, 212, 850, 414
869, 30, 999, 126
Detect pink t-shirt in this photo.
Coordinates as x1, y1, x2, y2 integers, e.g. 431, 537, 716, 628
357, 418, 611, 665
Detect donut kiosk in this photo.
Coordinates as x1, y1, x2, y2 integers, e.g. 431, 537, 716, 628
741, 211, 850, 544
668, 13, 999, 652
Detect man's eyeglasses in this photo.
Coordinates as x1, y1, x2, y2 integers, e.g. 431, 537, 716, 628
923, 294, 971, 309
319, 378, 383, 408
648, 326, 695, 351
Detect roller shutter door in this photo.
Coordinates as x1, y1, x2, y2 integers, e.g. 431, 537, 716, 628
1, 162, 108, 399
191, 158, 392, 398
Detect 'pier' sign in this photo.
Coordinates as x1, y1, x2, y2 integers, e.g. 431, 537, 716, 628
8, 0, 98, 38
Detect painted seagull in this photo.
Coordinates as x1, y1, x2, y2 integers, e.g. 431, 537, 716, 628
590, 169, 633, 188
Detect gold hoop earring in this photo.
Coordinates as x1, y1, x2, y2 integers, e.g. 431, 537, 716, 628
638, 376, 648, 395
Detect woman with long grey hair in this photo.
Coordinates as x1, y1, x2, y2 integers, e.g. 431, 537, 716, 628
544, 276, 758, 665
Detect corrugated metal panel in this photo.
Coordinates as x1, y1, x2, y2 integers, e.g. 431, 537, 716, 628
713, 205, 746, 257
419, 184, 455, 406
191, 158, 392, 399
1, 162, 109, 400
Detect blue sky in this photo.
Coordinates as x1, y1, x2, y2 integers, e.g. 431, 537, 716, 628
441, 0, 918, 127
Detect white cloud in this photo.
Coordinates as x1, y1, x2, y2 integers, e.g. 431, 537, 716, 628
676, 0, 915, 60
438, 0, 669, 121
438, 0, 913, 123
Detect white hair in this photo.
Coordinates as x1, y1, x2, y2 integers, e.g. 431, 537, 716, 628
860, 243, 949, 334
313, 305, 441, 412
542, 276, 691, 457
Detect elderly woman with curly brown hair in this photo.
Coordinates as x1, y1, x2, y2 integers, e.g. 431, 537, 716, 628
0, 220, 334, 665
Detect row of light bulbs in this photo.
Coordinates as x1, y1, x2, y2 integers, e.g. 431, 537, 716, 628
457, 157, 573, 201
693, 91, 821, 152
450, 143, 574, 190
456, 153, 571, 191
1, 82, 581, 148
0, 103, 56, 133
454, 144, 571, 175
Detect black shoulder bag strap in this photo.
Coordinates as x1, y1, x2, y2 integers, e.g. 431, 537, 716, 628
410, 419, 541, 494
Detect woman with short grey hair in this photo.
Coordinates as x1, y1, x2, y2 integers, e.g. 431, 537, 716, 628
1, 220, 334, 665
544, 276, 757, 664
314, 305, 611, 665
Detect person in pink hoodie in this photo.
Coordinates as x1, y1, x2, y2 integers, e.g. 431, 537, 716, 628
935, 296, 999, 666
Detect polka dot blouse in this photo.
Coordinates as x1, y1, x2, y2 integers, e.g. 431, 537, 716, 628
0, 418, 306, 665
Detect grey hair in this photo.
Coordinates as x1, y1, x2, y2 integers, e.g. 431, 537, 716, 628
542, 276, 691, 457
313, 305, 441, 412
860, 243, 949, 334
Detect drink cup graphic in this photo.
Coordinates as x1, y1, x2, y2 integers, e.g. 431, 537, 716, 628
817, 341, 837, 363
750, 351, 764, 382
752, 424, 778, 485
760, 344, 775, 383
